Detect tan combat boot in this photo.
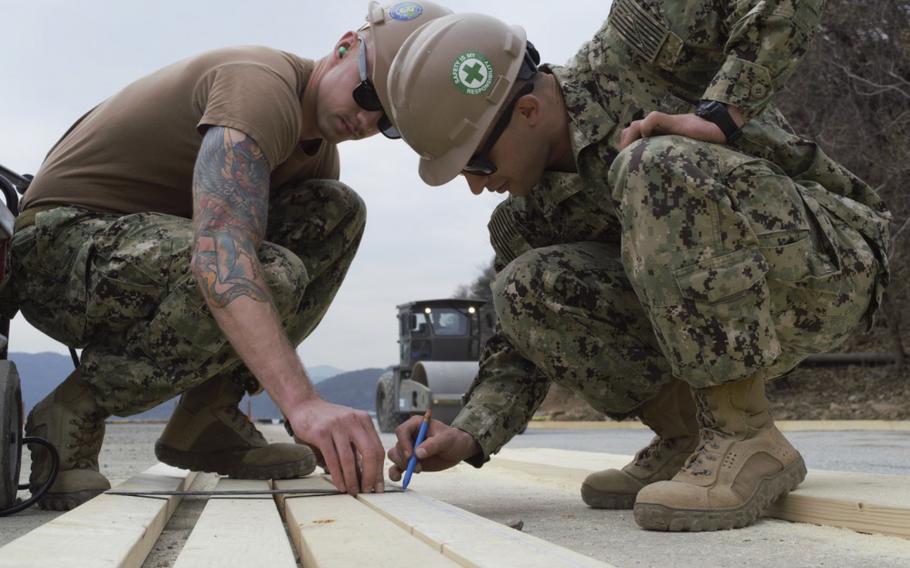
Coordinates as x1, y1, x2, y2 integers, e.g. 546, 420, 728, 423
155, 376, 316, 479
581, 379, 698, 509
26, 369, 111, 511
634, 375, 806, 531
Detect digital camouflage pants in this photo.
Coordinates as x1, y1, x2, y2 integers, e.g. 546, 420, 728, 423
8, 180, 365, 415
490, 136, 879, 409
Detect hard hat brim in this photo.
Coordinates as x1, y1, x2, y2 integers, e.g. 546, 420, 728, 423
418, 146, 475, 186
415, 24, 529, 187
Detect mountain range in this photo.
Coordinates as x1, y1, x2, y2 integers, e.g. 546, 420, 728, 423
8, 352, 383, 421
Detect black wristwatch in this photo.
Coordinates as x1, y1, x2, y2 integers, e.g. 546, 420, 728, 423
695, 100, 741, 142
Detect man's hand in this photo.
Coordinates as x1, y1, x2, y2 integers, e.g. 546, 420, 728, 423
287, 398, 385, 495
387, 416, 481, 481
619, 106, 745, 150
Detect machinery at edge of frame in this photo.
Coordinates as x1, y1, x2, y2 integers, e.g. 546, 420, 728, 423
0, 165, 59, 517
375, 299, 489, 433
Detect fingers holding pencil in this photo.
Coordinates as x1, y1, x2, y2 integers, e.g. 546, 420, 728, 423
402, 409, 432, 490
387, 413, 485, 484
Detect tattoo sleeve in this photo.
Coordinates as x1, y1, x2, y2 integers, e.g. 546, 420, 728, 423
192, 126, 272, 308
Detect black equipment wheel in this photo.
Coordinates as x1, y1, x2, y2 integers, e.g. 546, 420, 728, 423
0, 360, 23, 511
376, 375, 408, 434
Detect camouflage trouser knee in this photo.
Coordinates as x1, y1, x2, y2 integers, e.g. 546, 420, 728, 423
609, 135, 879, 388
10, 179, 365, 415
491, 242, 674, 416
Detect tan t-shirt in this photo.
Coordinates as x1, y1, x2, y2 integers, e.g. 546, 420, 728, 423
22, 46, 339, 217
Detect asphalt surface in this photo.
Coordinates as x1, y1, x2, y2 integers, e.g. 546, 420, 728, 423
2, 423, 909, 568
504, 427, 910, 475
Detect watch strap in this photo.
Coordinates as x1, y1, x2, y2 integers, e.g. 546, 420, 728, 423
695, 100, 741, 142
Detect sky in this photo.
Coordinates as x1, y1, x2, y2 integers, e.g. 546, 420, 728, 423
0, 0, 608, 370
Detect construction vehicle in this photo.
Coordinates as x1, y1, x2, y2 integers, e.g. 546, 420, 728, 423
0, 165, 60, 516
375, 299, 489, 433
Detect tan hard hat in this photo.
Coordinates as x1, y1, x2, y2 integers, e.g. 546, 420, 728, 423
387, 13, 529, 186
361, 1, 454, 118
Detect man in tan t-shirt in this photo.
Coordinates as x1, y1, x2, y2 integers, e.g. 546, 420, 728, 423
8, 1, 452, 511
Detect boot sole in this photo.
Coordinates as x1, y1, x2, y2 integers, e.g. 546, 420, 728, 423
580, 483, 637, 509
37, 489, 107, 511
633, 456, 807, 532
155, 442, 316, 480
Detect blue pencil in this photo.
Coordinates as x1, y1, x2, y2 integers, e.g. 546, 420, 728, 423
402, 409, 432, 491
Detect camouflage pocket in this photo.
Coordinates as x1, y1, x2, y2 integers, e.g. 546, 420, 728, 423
760, 231, 839, 285
650, 247, 781, 387
763, 227, 876, 353
22, 207, 108, 346
84, 213, 186, 333
137, 275, 228, 368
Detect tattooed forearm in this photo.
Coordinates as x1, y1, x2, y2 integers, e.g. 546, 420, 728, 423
192, 127, 272, 308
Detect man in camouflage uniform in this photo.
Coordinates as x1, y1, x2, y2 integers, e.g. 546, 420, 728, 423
5, 1, 452, 510
384, 2, 890, 531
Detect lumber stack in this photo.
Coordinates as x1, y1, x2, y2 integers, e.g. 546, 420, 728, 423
274, 476, 614, 568
0, 462, 614, 568
2, 448, 908, 567
173, 478, 296, 568
0, 464, 195, 568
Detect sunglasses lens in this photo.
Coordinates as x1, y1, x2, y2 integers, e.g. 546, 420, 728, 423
353, 83, 383, 112
379, 116, 401, 140
462, 159, 495, 176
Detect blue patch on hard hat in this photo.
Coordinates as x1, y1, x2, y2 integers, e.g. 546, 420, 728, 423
390, 2, 424, 21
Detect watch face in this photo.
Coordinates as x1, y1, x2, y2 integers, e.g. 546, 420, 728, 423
696, 101, 722, 116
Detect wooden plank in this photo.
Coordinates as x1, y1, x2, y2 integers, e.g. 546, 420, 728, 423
275, 476, 458, 568
526, 420, 910, 431
526, 420, 647, 430
173, 478, 296, 568
483, 449, 628, 492
358, 491, 615, 568
779, 420, 910, 432
767, 470, 910, 538
496, 448, 628, 472
0, 463, 196, 568
491, 448, 910, 540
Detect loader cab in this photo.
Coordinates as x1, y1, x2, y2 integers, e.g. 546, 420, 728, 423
397, 299, 485, 369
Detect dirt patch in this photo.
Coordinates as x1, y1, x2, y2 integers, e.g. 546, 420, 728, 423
767, 365, 910, 420
538, 364, 910, 422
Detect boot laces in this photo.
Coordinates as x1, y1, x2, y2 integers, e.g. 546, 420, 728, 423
632, 436, 676, 470
681, 392, 725, 476
224, 404, 266, 443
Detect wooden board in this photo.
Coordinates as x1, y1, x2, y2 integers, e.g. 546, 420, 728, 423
0, 463, 195, 568
768, 470, 910, 538
275, 476, 459, 568
490, 448, 910, 540
526, 420, 910, 431
496, 448, 629, 472
172, 478, 296, 568
483, 449, 628, 492
358, 491, 616, 568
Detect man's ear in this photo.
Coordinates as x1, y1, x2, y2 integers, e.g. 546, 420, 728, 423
334, 30, 358, 61
515, 94, 541, 126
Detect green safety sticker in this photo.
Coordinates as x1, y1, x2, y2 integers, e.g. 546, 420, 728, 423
451, 52, 494, 95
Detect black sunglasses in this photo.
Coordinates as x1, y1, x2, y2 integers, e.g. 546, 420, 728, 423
462, 43, 540, 176
352, 34, 400, 139
462, 81, 536, 176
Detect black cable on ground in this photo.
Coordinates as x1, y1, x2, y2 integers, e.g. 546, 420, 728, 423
104, 487, 403, 500
0, 437, 60, 517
